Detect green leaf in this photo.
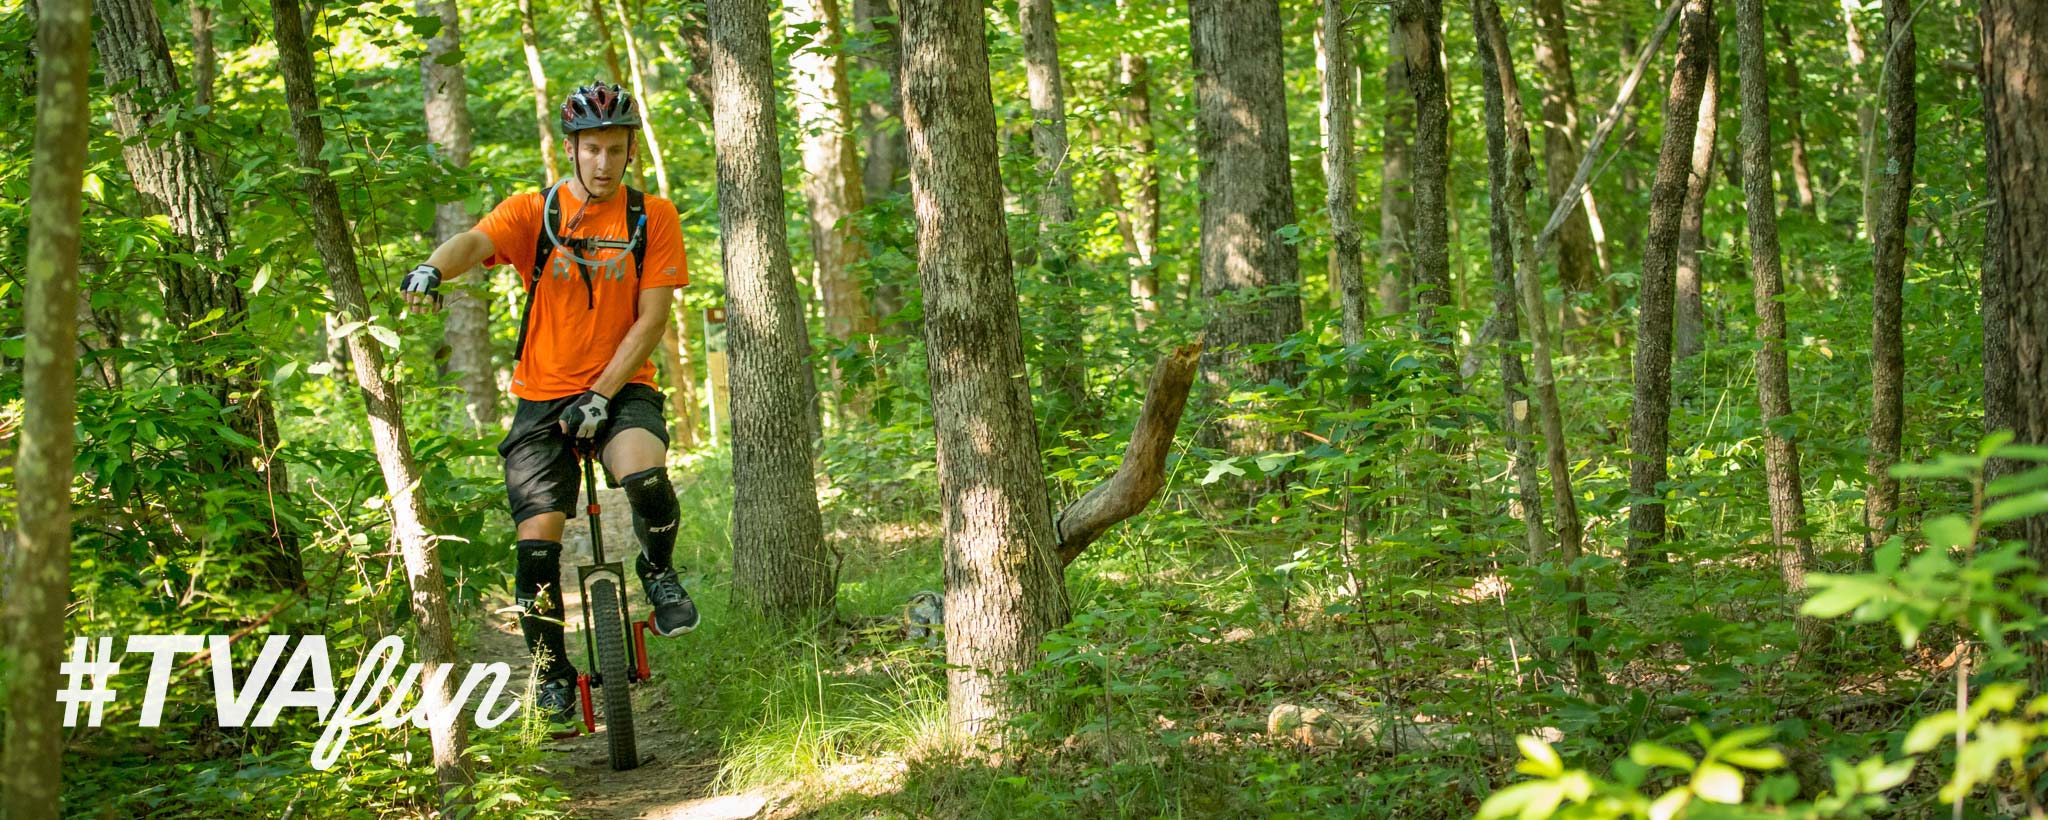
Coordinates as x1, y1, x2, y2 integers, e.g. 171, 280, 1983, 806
1924, 515, 1974, 550
1904, 710, 1959, 754
1200, 458, 1245, 485
1647, 787, 1690, 820
1986, 466, 2048, 497
1721, 747, 1786, 770
1475, 780, 1560, 820
366, 325, 400, 350
1860, 755, 1917, 793
433, 47, 465, 65
1707, 727, 1774, 758
1982, 491, 2048, 526
1629, 742, 1695, 771
1691, 761, 1744, 804
1517, 735, 1563, 778
332, 320, 365, 338
1873, 539, 1904, 575
1993, 444, 2048, 462
1802, 577, 1876, 618
251, 264, 272, 295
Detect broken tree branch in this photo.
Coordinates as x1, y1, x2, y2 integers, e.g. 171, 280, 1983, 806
1533, 0, 1682, 258
1054, 341, 1203, 566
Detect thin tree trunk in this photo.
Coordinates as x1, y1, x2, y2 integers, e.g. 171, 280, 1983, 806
518, 0, 560, 183
1118, 2, 1160, 329
1, 1, 89, 815
1398, 0, 1457, 387
1322, 0, 1367, 351
1865, 0, 1915, 556
1737, 0, 1814, 592
1475, 0, 1598, 691
189, 1, 216, 106
853, 0, 907, 204
900, 0, 1071, 740
1020, 0, 1090, 426
787, 0, 877, 421
1191, 0, 1303, 456
1473, 0, 1546, 562
417, 0, 496, 430
707, 0, 835, 623
614, 0, 672, 198
586, 0, 641, 189
1626, 0, 1715, 565
1773, 15, 1818, 215
1844, 1, 1879, 237
270, 0, 470, 804
1532, 0, 1603, 307
93, 0, 302, 589
1979, 0, 2048, 680
1676, 39, 1720, 361
1379, 16, 1414, 315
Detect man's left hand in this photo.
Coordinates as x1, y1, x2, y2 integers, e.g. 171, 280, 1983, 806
558, 391, 611, 441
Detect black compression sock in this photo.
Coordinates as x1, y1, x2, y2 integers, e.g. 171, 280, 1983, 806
620, 467, 680, 573
514, 539, 573, 680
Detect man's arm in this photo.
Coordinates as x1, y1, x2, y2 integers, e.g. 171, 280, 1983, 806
402, 229, 497, 313
588, 286, 677, 398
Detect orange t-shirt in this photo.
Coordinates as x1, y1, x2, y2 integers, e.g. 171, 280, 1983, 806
475, 185, 688, 401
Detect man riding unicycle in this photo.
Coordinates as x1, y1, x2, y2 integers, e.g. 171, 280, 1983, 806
401, 81, 699, 728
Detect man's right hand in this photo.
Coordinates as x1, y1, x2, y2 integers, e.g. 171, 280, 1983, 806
401, 263, 443, 313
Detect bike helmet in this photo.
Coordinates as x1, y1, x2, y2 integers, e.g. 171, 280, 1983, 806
560, 82, 641, 134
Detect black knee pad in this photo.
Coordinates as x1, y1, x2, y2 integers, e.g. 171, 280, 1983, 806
620, 468, 680, 571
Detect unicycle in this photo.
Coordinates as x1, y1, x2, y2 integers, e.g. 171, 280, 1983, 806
571, 448, 654, 771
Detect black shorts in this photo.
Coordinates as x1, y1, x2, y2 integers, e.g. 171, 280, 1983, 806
498, 382, 670, 524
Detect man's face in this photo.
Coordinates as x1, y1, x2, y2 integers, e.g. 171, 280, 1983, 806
570, 127, 633, 200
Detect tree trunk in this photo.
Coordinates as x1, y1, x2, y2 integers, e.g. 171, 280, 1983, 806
1475, 0, 1598, 692
1675, 39, 1720, 361
1532, 0, 1603, 306
1979, 0, 2048, 679
586, 0, 641, 189
1118, 2, 1161, 329
787, 0, 877, 421
1844, 1, 1879, 236
518, 0, 560, 183
270, 0, 471, 805
707, 0, 835, 623
1379, 16, 1414, 315
1322, 0, 1367, 351
93, 0, 302, 589
1191, 0, 1303, 456
614, 0, 673, 199
853, 0, 907, 205
1020, 0, 1090, 427
417, 0, 497, 430
1397, 0, 1457, 387
1772, 15, 1818, 215
1865, 0, 1915, 555
1472, 0, 1546, 562
900, 0, 1071, 740
1736, 0, 1814, 592
1, 2, 89, 815
189, 1, 216, 106
1626, 0, 1715, 565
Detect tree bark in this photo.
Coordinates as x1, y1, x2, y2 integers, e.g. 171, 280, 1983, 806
270, 0, 471, 805
1020, 0, 1090, 426
614, 0, 673, 199
1675, 38, 1720, 361
1475, 0, 1598, 691
518, 0, 560, 183
586, 0, 641, 189
93, 0, 301, 589
1978, 0, 2048, 678
1532, 0, 1604, 304
1473, 0, 1546, 562
1322, 1, 1367, 352
1626, 0, 1715, 565
1117, 0, 1160, 329
1378, 16, 1414, 315
707, 0, 835, 623
900, 0, 1071, 740
1772, 15, 1818, 215
417, 0, 496, 430
1397, 0, 1457, 386
1736, 0, 1814, 592
1191, 0, 1303, 456
1864, 0, 1915, 555
787, 0, 877, 420
1844, 1, 1879, 236
2, 1, 89, 815
853, 0, 907, 204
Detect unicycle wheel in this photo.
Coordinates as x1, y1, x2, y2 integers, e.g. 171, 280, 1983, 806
588, 578, 639, 771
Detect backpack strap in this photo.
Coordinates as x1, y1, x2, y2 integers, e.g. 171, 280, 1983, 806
626, 187, 648, 320
514, 186, 564, 364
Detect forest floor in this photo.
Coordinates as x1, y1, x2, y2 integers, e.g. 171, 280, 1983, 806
472, 486, 776, 820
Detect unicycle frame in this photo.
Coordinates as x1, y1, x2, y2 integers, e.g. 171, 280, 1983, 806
571, 448, 653, 737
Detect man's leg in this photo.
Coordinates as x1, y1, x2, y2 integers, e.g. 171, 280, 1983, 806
603, 427, 698, 634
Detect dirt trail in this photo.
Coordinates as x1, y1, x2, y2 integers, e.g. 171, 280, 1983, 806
473, 486, 773, 820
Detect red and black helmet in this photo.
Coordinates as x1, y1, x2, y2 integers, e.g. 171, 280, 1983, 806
560, 81, 641, 134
